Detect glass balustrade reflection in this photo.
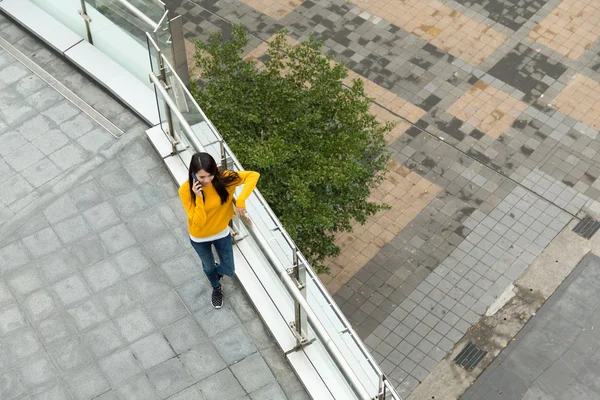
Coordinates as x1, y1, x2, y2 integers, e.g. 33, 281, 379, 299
30, 0, 88, 39
84, 0, 166, 86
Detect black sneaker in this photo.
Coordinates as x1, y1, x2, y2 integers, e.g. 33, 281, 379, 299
211, 285, 223, 309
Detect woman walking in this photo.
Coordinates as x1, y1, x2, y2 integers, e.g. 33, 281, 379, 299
179, 152, 259, 308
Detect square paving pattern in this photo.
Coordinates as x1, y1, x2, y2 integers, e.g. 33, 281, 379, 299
346, 0, 508, 66
447, 80, 528, 139
529, 0, 600, 60
552, 73, 600, 130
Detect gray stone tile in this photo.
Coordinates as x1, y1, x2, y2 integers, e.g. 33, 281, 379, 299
159, 253, 202, 287
143, 232, 186, 263
66, 298, 108, 332
113, 246, 153, 278
1, 326, 41, 363
130, 331, 175, 370
0, 369, 26, 399
181, 343, 227, 382
99, 224, 137, 254
34, 311, 77, 350
82, 321, 125, 359
30, 382, 72, 400
6, 264, 43, 299
167, 385, 203, 400
146, 358, 194, 398
97, 281, 139, 318
53, 214, 92, 245
15, 353, 57, 390
127, 267, 170, 302
194, 305, 240, 338
249, 382, 286, 400
64, 363, 110, 400
145, 290, 188, 328
176, 280, 212, 313
42, 100, 80, 125
52, 274, 91, 306
82, 258, 122, 293
68, 236, 109, 268
197, 368, 247, 400
212, 326, 258, 364
162, 315, 208, 355
82, 201, 121, 232
48, 142, 89, 171
115, 374, 159, 400
0, 100, 37, 126
114, 307, 156, 343
22, 227, 62, 259
47, 337, 93, 374
0, 130, 26, 157
98, 348, 142, 387
0, 303, 27, 336
77, 127, 113, 152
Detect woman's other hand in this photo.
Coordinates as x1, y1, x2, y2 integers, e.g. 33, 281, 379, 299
235, 207, 247, 218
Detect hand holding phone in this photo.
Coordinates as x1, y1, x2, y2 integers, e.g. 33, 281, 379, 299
192, 173, 203, 196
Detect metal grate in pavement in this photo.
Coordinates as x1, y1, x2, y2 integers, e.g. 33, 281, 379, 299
573, 217, 600, 239
454, 342, 487, 371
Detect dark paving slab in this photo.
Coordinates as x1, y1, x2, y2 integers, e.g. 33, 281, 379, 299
462, 253, 600, 400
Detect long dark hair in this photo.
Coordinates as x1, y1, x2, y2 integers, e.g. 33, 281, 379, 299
189, 152, 240, 204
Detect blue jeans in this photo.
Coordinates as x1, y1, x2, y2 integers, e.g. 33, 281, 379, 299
190, 233, 235, 288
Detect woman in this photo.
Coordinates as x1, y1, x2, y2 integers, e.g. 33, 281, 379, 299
178, 152, 260, 308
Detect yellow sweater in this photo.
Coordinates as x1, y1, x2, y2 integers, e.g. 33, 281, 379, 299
178, 170, 260, 238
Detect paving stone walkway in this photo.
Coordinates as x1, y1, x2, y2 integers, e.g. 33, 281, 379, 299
462, 253, 600, 400
0, 13, 308, 400
160, 0, 600, 396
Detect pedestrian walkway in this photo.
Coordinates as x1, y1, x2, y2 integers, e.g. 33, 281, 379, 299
463, 253, 600, 400
162, 0, 600, 396
0, 14, 308, 400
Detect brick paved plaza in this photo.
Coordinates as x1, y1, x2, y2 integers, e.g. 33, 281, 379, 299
161, 0, 600, 397
4, 0, 600, 398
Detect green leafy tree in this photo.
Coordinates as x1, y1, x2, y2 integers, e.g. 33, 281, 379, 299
191, 24, 392, 273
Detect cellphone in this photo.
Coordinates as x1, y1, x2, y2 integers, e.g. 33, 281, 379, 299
192, 173, 198, 183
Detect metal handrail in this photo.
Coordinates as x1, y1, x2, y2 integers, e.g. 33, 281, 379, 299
149, 73, 203, 152
150, 70, 373, 399
115, 0, 159, 30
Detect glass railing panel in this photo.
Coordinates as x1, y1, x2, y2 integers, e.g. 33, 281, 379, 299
234, 215, 296, 322
225, 164, 295, 270
146, 34, 169, 136
120, 0, 165, 23
30, 0, 88, 39
302, 338, 359, 399
304, 276, 380, 395
84, 0, 161, 86
152, 11, 172, 63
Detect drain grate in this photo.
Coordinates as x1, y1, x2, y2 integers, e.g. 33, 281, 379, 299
573, 217, 600, 239
454, 342, 487, 371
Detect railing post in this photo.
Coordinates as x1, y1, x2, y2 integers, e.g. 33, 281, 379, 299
221, 140, 239, 242
377, 375, 385, 400
156, 57, 177, 154
289, 249, 308, 348
78, 0, 93, 44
